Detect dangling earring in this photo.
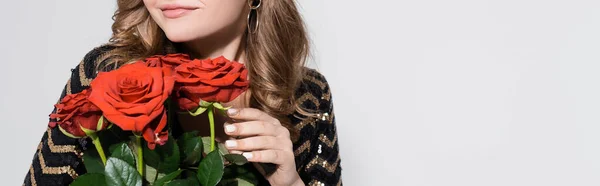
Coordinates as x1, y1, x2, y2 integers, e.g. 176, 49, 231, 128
247, 0, 261, 34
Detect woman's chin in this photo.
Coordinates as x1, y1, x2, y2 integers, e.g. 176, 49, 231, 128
165, 34, 195, 43
162, 25, 225, 44
163, 29, 201, 43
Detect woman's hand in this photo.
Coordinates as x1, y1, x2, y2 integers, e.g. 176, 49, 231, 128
223, 108, 304, 186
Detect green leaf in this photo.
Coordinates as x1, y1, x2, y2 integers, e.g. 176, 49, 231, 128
200, 100, 212, 107
181, 170, 198, 179
235, 179, 254, 186
96, 116, 105, 131
218, 178, 255, 186
145, 164, 159, 183
154, 170, 183, 186
178, 132, 203, 166
58, 125, 81, 138
106, 123, 114, 130
197, 150, 225, 186
218, 142, 230, 155
80, 125, 97, 136
104, 157, 142, 186
144, 164, 169, 183
218, 179, 237, 186
95, 125, 131, 146
212, 103, 231, 111
180, 169, 200, 185
223, 154, 248, 166
144, 135, 180, 173
164, 173, 199, 186
179, 131, 199, 138
201, 137, 229, 155
109, 142, 136, 167
83, 148, 105, 174
220, 165, 260, 186
189, 107, 208, 116
213, 103, 224, 110
202, 137, 212, 155
70, 173, 106, 186
164, 179, 195, 186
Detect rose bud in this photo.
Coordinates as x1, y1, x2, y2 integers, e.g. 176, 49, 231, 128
49, 89, 108, 138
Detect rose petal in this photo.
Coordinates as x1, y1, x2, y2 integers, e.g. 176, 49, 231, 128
177, 97, 199, 111
180, 85, 219, 94
142, 110, 169, 150
199, 72, 240, 86
49, 89, 103, 137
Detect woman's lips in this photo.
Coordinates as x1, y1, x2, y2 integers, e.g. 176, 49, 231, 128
162, 8, 196, 19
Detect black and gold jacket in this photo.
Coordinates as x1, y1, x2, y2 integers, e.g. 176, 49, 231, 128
23, 45, 342, 186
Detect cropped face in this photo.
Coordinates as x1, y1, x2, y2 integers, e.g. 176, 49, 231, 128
143, 0, 248, 42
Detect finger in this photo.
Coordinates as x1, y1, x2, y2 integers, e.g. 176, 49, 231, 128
227, 108, 280, 125
225, 136, 288, 151
242, 150, 293, 165
229, 150, 243, 154
224, 121, 284, 137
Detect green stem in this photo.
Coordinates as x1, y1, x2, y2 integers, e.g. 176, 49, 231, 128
208, 105, 215, 151
90, 133, 107, 166
135, 136, 144, 176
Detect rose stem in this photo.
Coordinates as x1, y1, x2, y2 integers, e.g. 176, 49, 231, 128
209, 105, 215, 151
90, 133, 107, 165
135, 136, 144, 176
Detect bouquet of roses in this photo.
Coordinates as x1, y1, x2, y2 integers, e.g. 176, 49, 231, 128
48, 54, 260, 186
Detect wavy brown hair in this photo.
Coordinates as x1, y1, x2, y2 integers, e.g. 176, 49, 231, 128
102, 0, 311, 140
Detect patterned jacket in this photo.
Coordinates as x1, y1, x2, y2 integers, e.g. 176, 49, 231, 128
23, 44, 342, 186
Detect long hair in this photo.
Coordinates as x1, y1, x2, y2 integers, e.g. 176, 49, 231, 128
103, 0, 311, 140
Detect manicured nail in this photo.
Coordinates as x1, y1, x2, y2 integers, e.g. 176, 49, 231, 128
225, 140, 237, 148
225, 125, 236, 133
242, 152, 253, 159
230, 150, 243, 154
227, 108, 239, 116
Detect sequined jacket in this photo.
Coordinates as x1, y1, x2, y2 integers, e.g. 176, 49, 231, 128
23, 45, 342, 186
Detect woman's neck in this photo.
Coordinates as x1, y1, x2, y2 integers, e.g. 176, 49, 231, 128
181, 30, 247, 64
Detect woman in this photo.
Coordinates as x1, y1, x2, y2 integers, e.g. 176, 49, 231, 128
23, 0, 341, 185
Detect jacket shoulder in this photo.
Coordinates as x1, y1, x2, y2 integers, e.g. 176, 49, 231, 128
295, 67, 333, 112
81, 44, 118, 69
293, 67, 342, 185
62, 44, 118, 96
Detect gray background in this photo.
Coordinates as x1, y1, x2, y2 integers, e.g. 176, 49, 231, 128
2, 0, 600, 185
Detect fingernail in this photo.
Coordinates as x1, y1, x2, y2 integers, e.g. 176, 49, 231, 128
225, 125, 236, 133
225, 140, 237, 148
227, 108, 238, 116
242, 152, 253, 159
230, 150, 243, 154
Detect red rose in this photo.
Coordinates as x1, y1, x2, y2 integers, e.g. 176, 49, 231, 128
145, 53, 191, 69
88, 62, 174, 149
173, 56, 250, 110
49, 89, 107, 138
